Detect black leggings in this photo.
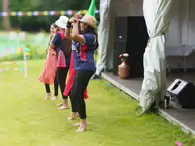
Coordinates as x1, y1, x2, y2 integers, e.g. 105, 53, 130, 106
70, 70, 94, 119
57, 67, 69, 99
45, 75, 58, 96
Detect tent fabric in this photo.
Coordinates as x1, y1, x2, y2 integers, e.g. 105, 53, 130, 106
166, 0, 195, 69
95, 0, 111, 75
139, 0, 174, 112
166, 0, 195, 47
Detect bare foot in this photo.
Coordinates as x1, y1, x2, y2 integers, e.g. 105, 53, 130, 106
58, 99, 69, 110
63, 99, 68, 107
67, 113, 79, 120
44, 93, 51, 100
76, 123, 88, 132
51, 96, 58, 100
58, 105, 69, 110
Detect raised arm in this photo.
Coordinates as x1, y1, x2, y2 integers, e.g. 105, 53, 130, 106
71, 20, 85, 43
65, 20, 72, 40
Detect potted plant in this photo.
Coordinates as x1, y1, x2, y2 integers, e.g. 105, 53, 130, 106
118, 53, 130, 79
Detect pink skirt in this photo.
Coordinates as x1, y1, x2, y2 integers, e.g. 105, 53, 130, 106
39, 49, 57, 84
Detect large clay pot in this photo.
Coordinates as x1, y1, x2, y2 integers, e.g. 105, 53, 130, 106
118, 61, 130, 79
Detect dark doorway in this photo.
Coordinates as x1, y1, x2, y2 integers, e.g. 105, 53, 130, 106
113, 16, 149, 77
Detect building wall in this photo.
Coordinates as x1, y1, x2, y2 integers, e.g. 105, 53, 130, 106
106, 0, 144, 70
113, 0, 143, 16
108, 0, 195, 69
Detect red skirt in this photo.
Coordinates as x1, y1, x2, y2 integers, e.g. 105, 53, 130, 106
63, 51, 89, 99
39, 49, 57, 84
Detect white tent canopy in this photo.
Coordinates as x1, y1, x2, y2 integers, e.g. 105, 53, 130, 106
95, 0, 111, 75
139, 0, 174, 112
167, 0, 195, 47
98, 0, 195, 111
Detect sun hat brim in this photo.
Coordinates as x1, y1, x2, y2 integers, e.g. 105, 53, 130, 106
79, 19, 97, 29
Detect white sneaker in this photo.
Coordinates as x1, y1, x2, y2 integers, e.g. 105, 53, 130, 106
44, 93, 51, 100
51, 96, 58, 100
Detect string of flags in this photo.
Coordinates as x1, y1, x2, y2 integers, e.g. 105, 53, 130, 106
0, 61, 24, 73
1, 61, 24, 65
0, 47, 31, 57
0, 68, 24, 72
0, 10, 100, 17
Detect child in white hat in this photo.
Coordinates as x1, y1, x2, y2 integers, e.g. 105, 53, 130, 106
50, 16, 72, 110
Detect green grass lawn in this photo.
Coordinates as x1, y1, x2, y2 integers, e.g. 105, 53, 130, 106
0, 59, 195, 146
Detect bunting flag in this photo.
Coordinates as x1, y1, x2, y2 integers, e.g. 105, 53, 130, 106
0, 68, 24, 72
1, 61, 24, 65
0, 10, 100, 17
88, 0, 96, 17
0, 47, 31, 57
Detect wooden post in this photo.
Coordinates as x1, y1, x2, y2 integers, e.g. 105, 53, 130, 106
3, 0, 11, 30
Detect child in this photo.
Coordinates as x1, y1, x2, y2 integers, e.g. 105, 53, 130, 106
39, 23, 58, 100
51, 16, 72, 110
